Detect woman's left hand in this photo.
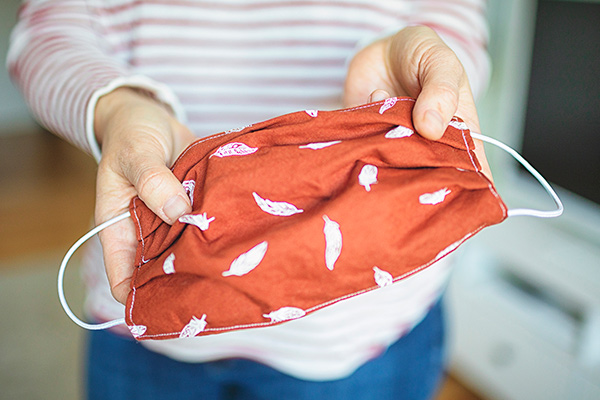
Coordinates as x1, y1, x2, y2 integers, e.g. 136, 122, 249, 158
343, 26, 491, 180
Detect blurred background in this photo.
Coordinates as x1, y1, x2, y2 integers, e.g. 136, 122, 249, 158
1, 0, 598, 399
0, 2, 95, 399
446, 0, 600, 399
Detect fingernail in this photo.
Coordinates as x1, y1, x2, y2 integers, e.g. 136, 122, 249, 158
425, 110, 444, 136
163, 195, 190, 223
369, 90, 390, 103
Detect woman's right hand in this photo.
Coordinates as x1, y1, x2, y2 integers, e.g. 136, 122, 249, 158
94, 88, 195, 304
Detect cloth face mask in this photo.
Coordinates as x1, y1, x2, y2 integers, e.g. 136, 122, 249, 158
59, 97, 563, 340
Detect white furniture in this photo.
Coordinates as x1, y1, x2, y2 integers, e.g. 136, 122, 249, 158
446, 1, 600, 399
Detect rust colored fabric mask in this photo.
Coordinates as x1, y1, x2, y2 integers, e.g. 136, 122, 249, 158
58, 97, 563, 340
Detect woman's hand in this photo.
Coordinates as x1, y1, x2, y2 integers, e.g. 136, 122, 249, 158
344, 26, 491, 179
94, 88, 195, 304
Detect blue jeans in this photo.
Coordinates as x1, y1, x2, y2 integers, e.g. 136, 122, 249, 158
86, 300, 445, 400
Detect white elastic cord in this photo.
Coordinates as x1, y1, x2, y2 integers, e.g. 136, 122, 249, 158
471, 132, 564, 218
58, 211, 131, 330
58, 132, 561, 330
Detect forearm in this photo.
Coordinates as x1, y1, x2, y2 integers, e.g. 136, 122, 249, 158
94, 87, 177, 149
7, 0, 129, 155
7, 1, 187, 162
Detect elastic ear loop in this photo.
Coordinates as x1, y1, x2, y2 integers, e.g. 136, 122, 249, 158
58, 211, 131, 330
471, 132, 564, 218
58, 132, 561, 331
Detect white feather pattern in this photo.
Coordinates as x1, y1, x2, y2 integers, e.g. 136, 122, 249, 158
179, 315, 207, 338
182, 180, 195, 205
298, 140, 341, 150
373, 266, 393, 288
448, 120, 469, 130
305, 110, 318, 117
263, 307, 306, 323
128, 324, 147, 338
163, 253, 176, 274
385, 125, 414, 139
358, 164, 378, 191
252, 192, 303, 216
323, 215, 342, 271
378, 97, 398, 114
419, 188, 451, 205
222, 241, 268, 277
210, 142, 258, 158
179, 213, 215, 231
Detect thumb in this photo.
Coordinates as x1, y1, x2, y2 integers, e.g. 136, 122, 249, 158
126, 154, 191, 224
94, 149, 191, 305
411, 45, 463, 140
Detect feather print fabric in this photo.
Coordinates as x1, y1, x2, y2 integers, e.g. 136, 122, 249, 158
126, 98, 507, 340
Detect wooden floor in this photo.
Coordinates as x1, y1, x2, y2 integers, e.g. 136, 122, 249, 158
0, 130, 483, 400
0, 130, 96, 262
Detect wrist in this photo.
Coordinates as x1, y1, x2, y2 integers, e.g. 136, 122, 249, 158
93, 87, 173, 147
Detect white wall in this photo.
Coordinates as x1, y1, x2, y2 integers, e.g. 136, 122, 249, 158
0, 0, 41, 137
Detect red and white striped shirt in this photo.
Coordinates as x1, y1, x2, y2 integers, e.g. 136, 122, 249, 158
8, 0, 489, 380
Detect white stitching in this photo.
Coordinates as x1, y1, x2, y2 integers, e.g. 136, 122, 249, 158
132, 198, 145, 268
137, 224, 486, 339
459, 123, 509, 219
339, 97, 415, 113
130, 103, 506, 338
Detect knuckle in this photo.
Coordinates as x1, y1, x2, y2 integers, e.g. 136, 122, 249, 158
136, 166, 171, 197
422, 43, 462, 74
435, 83, 460, 105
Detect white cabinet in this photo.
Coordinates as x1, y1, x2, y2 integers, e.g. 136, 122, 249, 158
446, 1, 600, 398
447, 212, 600, 400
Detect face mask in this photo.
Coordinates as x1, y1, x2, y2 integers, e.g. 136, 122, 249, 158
58, 97, 563, 339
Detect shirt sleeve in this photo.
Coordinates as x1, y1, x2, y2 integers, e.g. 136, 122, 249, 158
6, 0, 185, 162
407, 0, 491, 98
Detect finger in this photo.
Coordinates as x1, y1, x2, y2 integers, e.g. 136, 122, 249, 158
343, 39, 397, 107
95, 139, 191, 304
123, 151, 191, 225
95, 163, 140, 304
369, 89, 391, 103
95, 158, 191, 305
98, 218, 137, 304
411, 46, 464, 140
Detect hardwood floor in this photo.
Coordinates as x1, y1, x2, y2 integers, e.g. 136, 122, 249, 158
0, 130, 96, 262
0, 130, 483, 400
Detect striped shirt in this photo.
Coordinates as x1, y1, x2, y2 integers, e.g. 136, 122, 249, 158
8, 0, 489, 380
